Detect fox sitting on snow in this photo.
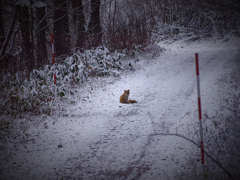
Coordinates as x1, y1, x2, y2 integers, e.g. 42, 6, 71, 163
120, 89, 137, 104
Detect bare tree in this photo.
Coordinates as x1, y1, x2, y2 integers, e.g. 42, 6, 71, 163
53, 0, 70, 56
103, 0, 152, 51
17, 4, 34, 76
88, 0, 101, 47
36, 4, 48, 67
72, 0, 86, 49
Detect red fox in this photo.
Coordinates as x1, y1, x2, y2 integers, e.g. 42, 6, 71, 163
120, 89, 137, 104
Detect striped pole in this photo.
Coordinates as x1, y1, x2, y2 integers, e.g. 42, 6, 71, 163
195, 53, 205, 165
51, 33, 56, 85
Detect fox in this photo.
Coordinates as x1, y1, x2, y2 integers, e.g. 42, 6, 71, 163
120, 89, 137, 104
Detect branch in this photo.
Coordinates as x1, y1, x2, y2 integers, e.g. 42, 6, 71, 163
6, 26, 19, 55
34, 1, 67, 30
35, 4, 84, 35
35, 14, 66, 35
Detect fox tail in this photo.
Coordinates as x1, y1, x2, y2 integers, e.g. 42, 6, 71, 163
128, 99, 137, 103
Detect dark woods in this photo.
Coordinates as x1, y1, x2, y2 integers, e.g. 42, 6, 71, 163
0, 0, 103, 77
0, 0, 239, 77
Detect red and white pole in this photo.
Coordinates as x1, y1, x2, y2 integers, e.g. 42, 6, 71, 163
195, 53, 205, 165
51, 33, 56, 85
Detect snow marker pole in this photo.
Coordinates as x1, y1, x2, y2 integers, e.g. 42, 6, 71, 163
195, 53, 205, 165
51, 33, 56, 85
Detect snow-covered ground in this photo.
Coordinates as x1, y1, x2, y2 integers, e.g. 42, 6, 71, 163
1, 37, 240, 180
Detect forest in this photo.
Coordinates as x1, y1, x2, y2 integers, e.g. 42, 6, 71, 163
0, 0, 240, 180
1, 0, 239, 74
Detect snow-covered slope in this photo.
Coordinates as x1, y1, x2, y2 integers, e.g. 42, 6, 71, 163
1, 37, 240, 180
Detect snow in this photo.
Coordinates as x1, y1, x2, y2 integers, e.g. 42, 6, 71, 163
1, 37, 240, 179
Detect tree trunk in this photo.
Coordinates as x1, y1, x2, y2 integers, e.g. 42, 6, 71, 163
72, 0, 86, 49
17, 5, 34, 76
88, 0, 101, 47
36, 6, 48, 67
0, 0, 4, 45
53, 0, 70, 56
0, 6, 17, 73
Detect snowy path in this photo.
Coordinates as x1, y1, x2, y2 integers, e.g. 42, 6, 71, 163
1, 38, 240, 180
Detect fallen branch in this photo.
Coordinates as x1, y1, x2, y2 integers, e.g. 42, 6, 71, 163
149, 133, 234, 180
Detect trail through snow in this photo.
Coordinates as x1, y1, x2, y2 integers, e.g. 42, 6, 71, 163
1, 38, 240, 180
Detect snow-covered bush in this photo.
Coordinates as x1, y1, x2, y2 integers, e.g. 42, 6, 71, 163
0, 46, 125, 116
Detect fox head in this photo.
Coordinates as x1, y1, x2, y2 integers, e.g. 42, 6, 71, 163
124, 89, 130, 95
